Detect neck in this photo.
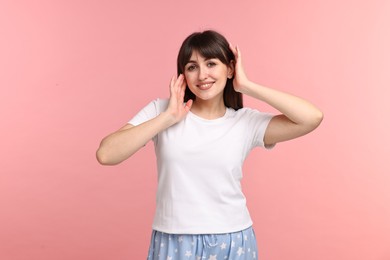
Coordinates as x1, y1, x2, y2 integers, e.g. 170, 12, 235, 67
190, 98, 226, 119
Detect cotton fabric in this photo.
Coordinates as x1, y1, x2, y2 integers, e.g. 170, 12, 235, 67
147, 226, 259, 260
129, 99, 274, 234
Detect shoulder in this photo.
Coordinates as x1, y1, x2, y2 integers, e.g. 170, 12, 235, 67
154, 98, 169, 112
143, 98, 169, 114
229, 107, 272, 119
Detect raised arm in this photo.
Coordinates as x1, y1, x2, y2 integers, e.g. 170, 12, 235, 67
96, 74, 193, 165
229, 44, 323, 147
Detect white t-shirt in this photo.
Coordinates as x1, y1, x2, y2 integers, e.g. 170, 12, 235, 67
129, 98, 274, 234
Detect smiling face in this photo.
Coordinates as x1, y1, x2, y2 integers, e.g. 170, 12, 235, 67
177, 30, 243, 110
184, 51, 233, 103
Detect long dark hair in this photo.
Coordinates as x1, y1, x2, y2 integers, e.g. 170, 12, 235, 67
177, 30, 243, 110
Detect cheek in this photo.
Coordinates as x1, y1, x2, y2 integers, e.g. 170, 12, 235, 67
216, 68, 229, 78
183, 75, 192, 89
184, 73, 195, 85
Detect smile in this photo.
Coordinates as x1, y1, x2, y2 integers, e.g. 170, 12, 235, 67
197, 82, 214, 90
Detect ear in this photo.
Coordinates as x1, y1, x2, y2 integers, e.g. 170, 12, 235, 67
227, 60, 235, 79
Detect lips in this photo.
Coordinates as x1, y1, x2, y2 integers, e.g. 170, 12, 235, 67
197, 82, 214, 90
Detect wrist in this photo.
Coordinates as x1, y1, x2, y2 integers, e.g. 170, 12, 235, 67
235, 80, 253, 95
158, 111, 177, 128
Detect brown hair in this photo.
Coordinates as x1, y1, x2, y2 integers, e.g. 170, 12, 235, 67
177, 30, 243, 110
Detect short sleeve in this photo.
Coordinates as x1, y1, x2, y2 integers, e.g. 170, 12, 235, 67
128, 98, 168, 126
243, 108, 275, 150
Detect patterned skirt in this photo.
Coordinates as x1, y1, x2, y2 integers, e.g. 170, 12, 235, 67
147, 226, 258, 260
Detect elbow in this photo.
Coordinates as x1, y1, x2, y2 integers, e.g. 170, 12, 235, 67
96, 149, 108, 165
96, 148, 117, 166
316, 110, 324, 125
309, 110, 324, 130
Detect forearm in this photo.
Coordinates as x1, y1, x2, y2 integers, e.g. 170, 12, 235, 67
96, 112, 175, 165
242, 81, 323, 126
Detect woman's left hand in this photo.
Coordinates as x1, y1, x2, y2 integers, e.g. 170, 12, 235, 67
229, 43, 251, 94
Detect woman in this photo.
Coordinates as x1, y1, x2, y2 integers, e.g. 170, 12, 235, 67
96, 30, 323, 260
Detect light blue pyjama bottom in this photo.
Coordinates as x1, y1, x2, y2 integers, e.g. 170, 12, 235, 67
147, 226, 258, 260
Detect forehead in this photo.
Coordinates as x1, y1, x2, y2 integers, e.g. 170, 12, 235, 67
188, 50, 214, 63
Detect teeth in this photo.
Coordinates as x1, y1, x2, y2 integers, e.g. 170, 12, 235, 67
198, 83, 213, 89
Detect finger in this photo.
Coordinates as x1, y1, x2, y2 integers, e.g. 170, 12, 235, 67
175, 74, 184, 97
181, 77, 188, 100
169, 75, 176, 95
235, 45, 241, 59
174, 74, 183, 85
180, 75, 187, 89
170, 75, 175, 86
184, 99, 193, 112
229, 42, 238, 57
228, 42, 235, 52
171, 75, 181, 101
179, 80, 185, 100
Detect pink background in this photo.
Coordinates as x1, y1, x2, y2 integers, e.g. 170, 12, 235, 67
1, 0, 389, 259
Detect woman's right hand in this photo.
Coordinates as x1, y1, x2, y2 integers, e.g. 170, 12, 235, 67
164, 74, 193, 124
96, 74, 193, 165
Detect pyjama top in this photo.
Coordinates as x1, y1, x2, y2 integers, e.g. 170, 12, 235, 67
128, 98, 274, 234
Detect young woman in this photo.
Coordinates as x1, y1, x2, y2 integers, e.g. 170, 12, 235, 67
96, 30, 323, 260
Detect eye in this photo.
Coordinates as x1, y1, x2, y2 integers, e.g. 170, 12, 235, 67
207, 61, 217, 68
186, 64, 197, 71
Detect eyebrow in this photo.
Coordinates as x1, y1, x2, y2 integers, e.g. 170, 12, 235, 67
186, 58, 214, 64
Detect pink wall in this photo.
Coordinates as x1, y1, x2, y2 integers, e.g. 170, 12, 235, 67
1, 0, 389, 259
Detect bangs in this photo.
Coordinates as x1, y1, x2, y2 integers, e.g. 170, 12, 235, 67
177, 31, 234, 73
190, 38, 229, 64
176, 30, 243, 110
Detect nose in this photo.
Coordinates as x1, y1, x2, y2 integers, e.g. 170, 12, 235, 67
198, 65, 208, 81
